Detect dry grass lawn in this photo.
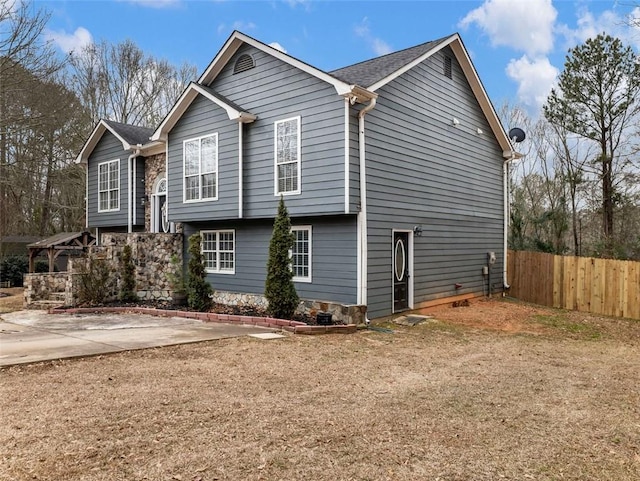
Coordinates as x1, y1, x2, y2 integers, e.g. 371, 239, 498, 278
1, 297, 639, 481
0, 287, 24, 314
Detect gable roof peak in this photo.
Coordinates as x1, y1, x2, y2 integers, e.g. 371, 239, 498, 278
329, 34, 456, 89
197, 30, 372, 99
102, 119, 154, 147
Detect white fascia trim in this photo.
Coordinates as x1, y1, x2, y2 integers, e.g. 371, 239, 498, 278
367, 35, 456, 92
76, 120, 131, 164
368, 33, 513, 155
151, 82, 256, 142
77, 120, 163, 164
198, 31, 361, 97
192, 84, 256, 122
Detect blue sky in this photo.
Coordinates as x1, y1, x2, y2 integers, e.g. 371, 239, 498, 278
37, 0, 640, 115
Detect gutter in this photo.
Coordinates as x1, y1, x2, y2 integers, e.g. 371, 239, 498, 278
127, 146, 142, 233
502, 148, 521, 290
238, 122, 243, 218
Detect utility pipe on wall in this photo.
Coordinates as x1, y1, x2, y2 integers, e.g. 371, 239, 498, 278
127, 147, 141, 233
357, 97, 376, 308
503, 152, 516, 290
238, 122, 244, 219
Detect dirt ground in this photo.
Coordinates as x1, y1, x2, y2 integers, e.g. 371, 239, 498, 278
1, 295, 639, 481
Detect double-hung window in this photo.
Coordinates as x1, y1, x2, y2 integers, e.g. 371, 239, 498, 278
274, 117, 301, 195
201, 230, 235, 274
184, 134, 218, 201
98, 159, 120, 212
291, 226, 311, 282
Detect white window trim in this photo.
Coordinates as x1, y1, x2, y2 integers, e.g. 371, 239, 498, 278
274, 116, 301, 196
97, 159, 120, 213
183, 133, 219, 203
291, 225, 312, 283
201, 229, 235, 275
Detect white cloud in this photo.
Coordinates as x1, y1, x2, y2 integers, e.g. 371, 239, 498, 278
558, 7, 640, 51
217, 20, 256, 35
45, 27, 93, 54
506, 55, 558, 111
459, 0, 557, 56
284, 0, 311, 9
268, 42, 287, 53
355, 17, 392, 56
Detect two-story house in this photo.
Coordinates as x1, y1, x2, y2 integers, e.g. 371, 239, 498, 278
76, 31, 516, 320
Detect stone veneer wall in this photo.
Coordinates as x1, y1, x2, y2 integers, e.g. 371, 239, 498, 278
212, 290, 367, 325
101, 232, 183, 301
144, 153, 166, 232
24, 272, 76, 306
24, 233, 183, 307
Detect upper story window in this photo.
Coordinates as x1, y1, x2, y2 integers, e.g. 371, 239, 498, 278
184, 133, 218, 202
274, 117, 301, 196
202, 230, 235, 274
233, 54, 255, 74
98, 159, 120, 212
291, 226, 311, 282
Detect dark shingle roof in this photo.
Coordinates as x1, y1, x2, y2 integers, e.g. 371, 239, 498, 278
329, 35, 451, 88
103, 120, 154, 146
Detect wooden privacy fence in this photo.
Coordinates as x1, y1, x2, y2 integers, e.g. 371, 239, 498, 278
507, 250, 640, 320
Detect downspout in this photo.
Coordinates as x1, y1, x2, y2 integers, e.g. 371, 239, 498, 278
127, 147, 142, 233
503, 152, 514, 291
357, 97, 376, 316
85, 161, 89, 229
238, 122, 243, 219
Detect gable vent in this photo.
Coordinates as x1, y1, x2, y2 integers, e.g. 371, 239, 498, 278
233, 54, 255, 74
443, 55, 452, 79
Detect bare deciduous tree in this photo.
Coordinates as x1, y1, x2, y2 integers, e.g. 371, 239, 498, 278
68, 39, 196, 127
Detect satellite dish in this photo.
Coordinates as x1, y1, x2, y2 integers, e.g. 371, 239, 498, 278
508, 127, 526, 143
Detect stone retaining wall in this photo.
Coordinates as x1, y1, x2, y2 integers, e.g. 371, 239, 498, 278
24, 272, 72, 306
98, 232, 183, 301
24, 233, 183, 307
212, 290, 367, 325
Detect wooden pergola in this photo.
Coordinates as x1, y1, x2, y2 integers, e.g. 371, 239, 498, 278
27, 231, 96, 273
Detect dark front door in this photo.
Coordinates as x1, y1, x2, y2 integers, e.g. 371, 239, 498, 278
393, 231, 409, 312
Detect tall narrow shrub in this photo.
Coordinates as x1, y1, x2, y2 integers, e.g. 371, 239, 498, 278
265, 196, 299, 319
187, 233, 212, 311
119, 244, 137, 302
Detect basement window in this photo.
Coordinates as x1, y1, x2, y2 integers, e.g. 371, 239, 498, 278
233, 54, 255, 74
444, 55, 452, 79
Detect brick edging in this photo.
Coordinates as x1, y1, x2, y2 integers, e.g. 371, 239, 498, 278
47, 306, 357, 335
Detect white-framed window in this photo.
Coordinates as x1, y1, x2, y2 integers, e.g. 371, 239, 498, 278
184, 133, 218, 202
274, 116, 301, 195
291, 225, 311, 282
201, 230, 235, 274
98, 159, 120, 212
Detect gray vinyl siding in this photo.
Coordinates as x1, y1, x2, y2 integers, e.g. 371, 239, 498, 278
365, 47, 505, 318
87, 132, 129, 228
167, 94, 239, 222
182, 215, 357, 304
206, 45, 346, 218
